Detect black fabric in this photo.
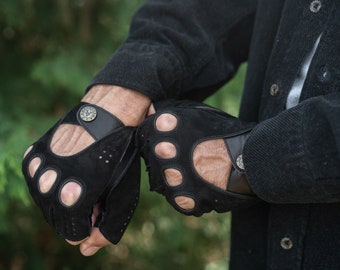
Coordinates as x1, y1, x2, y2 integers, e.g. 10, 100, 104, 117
22, 103, 140, 244
87, 0, 258, 101
244, 94, 340, 203
138, 100, 257, 216
85, 0, 340, 268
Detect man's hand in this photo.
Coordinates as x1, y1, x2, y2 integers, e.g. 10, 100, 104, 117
23, 85, 151, 256
138, 100, 258, 216
146, 104, 232, 210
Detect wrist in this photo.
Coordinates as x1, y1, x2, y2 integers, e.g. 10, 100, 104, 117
83, 85, 152, 126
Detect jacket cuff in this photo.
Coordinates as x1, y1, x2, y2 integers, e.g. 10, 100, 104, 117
242, 107, 306, 203
86, 43, 184, 101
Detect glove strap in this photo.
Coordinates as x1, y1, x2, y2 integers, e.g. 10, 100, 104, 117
224, 132, 254, 195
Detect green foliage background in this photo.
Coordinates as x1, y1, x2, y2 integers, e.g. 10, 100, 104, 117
0, 1, 246, 269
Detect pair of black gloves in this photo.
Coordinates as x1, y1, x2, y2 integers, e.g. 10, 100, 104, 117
22, 99, 258, 244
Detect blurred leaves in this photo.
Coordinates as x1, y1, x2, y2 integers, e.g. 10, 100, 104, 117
0, 0, 245, 269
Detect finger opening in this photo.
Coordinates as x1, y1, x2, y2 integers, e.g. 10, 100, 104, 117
39, 169, 58, 193
23, 145, 33, 159
50, 124, 95, 156
60, 180, 83, 207
193, 139, 231, 190
155, 113, 178, 132
155, 142, 176, 159
28, 157, 42, 178
164, 168, 183, 186
174, 196, 195, 211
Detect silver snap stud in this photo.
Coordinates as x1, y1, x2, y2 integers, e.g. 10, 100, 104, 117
280, 237, 293, 250
310, 0, 322, 13
79, 106, 97, 122
236, 154, 245, 170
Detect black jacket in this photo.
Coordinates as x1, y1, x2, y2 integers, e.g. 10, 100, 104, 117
89, 0, 340, 269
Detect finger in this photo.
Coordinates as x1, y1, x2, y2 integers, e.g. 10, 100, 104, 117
155, 113, 177, 131
164, 168, 183, 186
23, 145, 33, 159
59, 181, 83, 207
66, 239, 86, 246
147, 103, 156, 115
154, 142, 176, 159
174, 196, 196, 210
28, 157, 41, 177
65, 203, 100, 246
91, 203, 101, 226
39, 169, 58, 193
80, 228, 111, 256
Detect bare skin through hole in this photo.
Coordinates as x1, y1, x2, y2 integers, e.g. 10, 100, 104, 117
60, 181, 83, 207
39, 169, 58, 193
155, 142, 177, 159
164, 168, 183, 186
193, 139, 231, 190
23, 145, 33, 159
174, 196, 195, 210
155, 113, 177, 131
50, 124, 95, 156
28, 157, 41, 178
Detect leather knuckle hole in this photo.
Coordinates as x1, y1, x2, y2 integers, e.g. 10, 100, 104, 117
164, 168, 183, 186
174, 196, 195, 210
155, 142, 176, 159
28, 157, 42, 178
60, 181, 83, 207
155, 113, 178, 132
50, 124, 95, 156
39, 169, 58, 193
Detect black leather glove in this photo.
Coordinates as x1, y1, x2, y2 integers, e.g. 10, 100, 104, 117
138, 100, 258, 216
22, 102, 140, 244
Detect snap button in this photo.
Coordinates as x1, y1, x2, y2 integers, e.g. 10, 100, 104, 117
280, 237, 293, 250
79, 106, 97, 122
270, 84, 280, 96
310, 0, 322, 13
236, 154, 245, 170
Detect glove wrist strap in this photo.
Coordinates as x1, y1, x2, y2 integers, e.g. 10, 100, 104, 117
224, 132, 254, 195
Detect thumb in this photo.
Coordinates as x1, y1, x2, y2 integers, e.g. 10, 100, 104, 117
80, 228, 110, 256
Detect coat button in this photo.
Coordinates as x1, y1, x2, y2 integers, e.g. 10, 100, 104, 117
280, 237, 293, 250
310, 0, 322, 13
270, 84, 280, 96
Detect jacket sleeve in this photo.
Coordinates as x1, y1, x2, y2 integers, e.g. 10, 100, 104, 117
243, 92, 340, 204
88, 0, 257, 101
